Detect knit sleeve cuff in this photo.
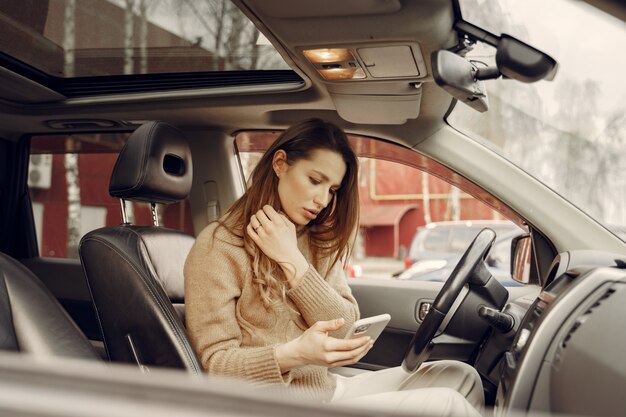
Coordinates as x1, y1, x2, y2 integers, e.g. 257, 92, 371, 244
244, 345, 290, 386
286, 266, 349, 321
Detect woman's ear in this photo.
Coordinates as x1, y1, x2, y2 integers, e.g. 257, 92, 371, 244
272, 150, 287, 177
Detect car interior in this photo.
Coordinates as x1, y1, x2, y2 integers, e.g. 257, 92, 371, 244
1, 0, 625, 416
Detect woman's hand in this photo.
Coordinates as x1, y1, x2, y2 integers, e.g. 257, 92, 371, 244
275, 318, 374, 373
246, 205, 309, 286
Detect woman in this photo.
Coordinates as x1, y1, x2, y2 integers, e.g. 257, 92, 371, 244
184, 119, 483, 416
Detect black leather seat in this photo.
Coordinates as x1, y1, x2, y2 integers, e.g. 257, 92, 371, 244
79, 121, 201, 373
0, 252, 100, 361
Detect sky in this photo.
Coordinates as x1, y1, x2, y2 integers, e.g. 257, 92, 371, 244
470, 0, 626, 122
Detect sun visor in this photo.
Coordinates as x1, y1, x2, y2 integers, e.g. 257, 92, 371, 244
331, 92, 421, 125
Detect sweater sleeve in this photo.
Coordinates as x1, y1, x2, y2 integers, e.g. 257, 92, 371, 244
286, 257, 360, 338
184, 225, 287, 385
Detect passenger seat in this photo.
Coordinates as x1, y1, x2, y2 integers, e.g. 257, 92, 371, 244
0, 252, 100, 361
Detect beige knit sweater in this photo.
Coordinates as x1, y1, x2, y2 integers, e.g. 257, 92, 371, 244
184, 220, 360, 400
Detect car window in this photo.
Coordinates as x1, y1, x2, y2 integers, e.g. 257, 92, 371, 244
422, 229, 451, 252
489, 238, 512, 268
0, 0, 289, 78
28, 133, 193, 259
448, 228, 480, 252
236, 132, 525, 285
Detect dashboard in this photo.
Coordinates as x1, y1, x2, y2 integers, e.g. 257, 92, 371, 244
494, 250, 626, 417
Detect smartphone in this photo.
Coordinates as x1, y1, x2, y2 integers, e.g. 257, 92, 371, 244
344, 313, 391, 342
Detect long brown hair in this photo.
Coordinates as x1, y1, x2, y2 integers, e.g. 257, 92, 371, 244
222, 119, 359, 308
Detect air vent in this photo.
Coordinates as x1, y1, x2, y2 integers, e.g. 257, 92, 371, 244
560, 287, 616, 350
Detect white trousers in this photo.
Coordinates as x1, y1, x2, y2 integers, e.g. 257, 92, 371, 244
330, 361, 483, 417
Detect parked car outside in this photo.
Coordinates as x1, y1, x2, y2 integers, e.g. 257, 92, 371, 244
396, 221, 524, 286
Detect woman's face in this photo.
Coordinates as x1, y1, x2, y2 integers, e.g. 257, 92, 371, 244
273, 148, 347, 227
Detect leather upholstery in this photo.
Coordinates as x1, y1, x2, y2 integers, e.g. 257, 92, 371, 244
109, 121, 193, 204
80, 227, 199, 372
0, 252, 100, 360
79, 121, 202, 373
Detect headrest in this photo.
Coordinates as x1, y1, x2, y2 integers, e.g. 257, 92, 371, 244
109, 121, 192, 204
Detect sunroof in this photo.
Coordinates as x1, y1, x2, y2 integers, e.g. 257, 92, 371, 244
0, 0, 290, 78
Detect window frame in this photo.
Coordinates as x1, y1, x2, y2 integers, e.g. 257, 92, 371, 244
26, 131, 194, 259
234, 130, 529, 285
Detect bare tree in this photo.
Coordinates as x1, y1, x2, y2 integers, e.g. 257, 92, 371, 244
421, 172, 432, 224
445, 187, 461, 221
138, 0, 148, 74
165, 0, 283, 70
553, 78, 602, 216
121, 0, 138, 223
63, 0, 82, 258
585, 112, 626, 224
124, 0, 135, 75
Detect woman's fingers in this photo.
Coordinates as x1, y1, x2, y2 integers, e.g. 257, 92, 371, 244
325, 340, 374, 367
291, 320, 376, 368
250, 206, 293, 235
323, 335, 370, 352
278, 211, 293, 226
255, 208, 272, 228
259, 206, 292, 227
246, 223, 260, 240
314, 322, 373, 366
249, 215, 261, 229
262, 205, 283, 223
312, 318, 345, 333
330, 354, 369, 368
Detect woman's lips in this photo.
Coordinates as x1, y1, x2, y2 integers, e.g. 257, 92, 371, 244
303, 208, 318, 220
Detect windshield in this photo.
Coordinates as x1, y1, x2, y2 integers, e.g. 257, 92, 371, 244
449, 0, 626, 242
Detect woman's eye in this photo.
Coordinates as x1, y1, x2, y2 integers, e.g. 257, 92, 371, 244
309, 177, 321, 185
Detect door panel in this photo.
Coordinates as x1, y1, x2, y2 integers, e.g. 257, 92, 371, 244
350, 279, 540, 370
349, 279, 442, 369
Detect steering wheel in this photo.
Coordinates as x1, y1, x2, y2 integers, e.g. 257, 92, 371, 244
402, 228, 497, 372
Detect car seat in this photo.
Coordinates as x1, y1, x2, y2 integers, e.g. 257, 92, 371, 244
0, 252, 101, 361
79, 121, 201, 373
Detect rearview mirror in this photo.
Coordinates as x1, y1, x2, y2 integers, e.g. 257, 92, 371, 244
496, 34, 558, 83
431, 50, 489, 112
510, 233, 532, 285
434, 23, 559, 110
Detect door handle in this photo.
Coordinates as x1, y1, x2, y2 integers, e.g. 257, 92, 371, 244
416, 300, 432, 322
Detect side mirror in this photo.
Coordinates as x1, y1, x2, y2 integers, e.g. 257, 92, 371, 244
510, 233, 532, 285
431, 50, 489, 112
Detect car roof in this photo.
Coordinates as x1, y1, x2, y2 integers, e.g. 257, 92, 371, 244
1, 0, 625, 140
0, 0, 623, 145
0, 0, 458, 144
